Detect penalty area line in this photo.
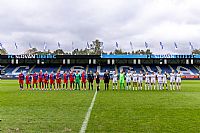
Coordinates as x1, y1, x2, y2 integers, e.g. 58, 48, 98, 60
79, 90, 98, 133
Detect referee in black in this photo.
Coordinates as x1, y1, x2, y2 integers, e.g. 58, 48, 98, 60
96, 71, 100, 91
87, 70, 94, 90
104, 70, 110, 90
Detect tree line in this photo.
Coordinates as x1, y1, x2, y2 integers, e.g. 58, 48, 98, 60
1, 39, 200, 55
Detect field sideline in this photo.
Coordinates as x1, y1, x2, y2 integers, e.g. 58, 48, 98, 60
0, 80, 200, 133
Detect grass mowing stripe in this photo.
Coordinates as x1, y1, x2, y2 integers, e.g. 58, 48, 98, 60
86, 80, 200, 132
1, 80, 200, 132
79, 90, 98, 133
0, 80, 96, 132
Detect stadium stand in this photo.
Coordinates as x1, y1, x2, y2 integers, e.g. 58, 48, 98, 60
0, 54, 200, 79
1, 65, 199, 76
31, 65, 60, 74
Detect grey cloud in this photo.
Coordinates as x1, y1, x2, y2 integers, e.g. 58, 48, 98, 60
0, 0, 200, 54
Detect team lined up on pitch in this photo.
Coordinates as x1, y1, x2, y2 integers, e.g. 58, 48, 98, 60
18, 69, 182, 91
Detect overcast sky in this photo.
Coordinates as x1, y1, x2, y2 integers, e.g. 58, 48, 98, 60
0, 0, 200, 54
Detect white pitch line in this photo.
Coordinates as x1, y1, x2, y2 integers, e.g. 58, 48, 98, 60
80, 90, 98, 133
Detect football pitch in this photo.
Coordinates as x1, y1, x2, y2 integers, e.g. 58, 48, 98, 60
0, 80, 200, 133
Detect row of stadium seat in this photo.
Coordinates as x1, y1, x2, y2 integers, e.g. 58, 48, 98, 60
1, 65, 199, 77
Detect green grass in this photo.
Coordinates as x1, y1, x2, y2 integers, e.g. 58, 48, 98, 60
0, 80, 95, 133
0, 80, 200, 132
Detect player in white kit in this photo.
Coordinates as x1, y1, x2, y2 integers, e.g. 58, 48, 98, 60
170, 70, 176, 90
157, 72, 163, 90
145, 72, 151, 90
163, 71, 168, 90
176, 71, 182, 90
132, 71, 138, 90
125, 70, 132, 90
151, 72, 156, 90
138, 71, 143, 90
112, 71, 118, 90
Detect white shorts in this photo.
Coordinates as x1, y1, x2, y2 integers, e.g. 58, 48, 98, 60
138, 79, 143, 83
151, 79, 156, 83
145, 80, 150, 84
163, 80, 167, 84
113, 79, 117, 83
126, 79, 131, 83
158, 80, 163, 84
133, 78, 137, 82
170, 78, 175, 83
176, 78, 181, 83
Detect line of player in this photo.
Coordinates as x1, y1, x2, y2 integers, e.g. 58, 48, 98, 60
18, 69, 182, 91
115, 70, 181, 91
18, 70, 100, 91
